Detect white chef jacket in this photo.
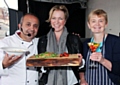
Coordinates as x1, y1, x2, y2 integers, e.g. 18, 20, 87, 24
0, 30, 39, 85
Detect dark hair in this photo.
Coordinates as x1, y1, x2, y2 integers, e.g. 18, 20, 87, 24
20, 13, 39, 25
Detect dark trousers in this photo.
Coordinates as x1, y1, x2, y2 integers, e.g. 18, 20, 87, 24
74, 83, 79, 85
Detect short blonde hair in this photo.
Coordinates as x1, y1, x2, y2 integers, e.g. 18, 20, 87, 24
46, 5, 69, 22
88, 9, 108, 24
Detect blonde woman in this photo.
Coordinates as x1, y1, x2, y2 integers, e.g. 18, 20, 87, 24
38, 5, 83, 85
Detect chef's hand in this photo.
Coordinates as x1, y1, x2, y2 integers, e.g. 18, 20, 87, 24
2, 54, 22, 69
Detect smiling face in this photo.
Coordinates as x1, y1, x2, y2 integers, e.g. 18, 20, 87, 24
19, 14, 39, 41
50, 10, 66, 32
87, 14, 108, 34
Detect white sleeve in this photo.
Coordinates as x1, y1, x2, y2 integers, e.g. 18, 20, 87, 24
79, 59, 85, 69
41, 66, 47, 73
0, 60, 9, 76
0, 41, 9, 76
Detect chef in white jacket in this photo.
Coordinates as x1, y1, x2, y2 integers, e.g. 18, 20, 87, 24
0, 13, 40, 85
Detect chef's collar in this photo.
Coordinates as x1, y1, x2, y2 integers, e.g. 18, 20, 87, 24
15, 30, 34, 48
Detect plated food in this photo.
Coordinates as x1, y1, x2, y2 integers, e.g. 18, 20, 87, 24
1, 47, 28, 56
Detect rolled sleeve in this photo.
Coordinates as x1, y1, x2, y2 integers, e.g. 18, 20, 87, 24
79, 59, 85, 69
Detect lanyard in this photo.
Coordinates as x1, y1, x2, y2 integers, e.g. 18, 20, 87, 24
90, 34, 106, 52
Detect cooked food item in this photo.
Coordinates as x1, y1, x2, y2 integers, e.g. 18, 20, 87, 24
60, 52, 69, 57
35, 52, 69, 58
35, 52, 58, 58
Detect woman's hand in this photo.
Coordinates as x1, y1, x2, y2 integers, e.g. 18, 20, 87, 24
90, 52, 104, 63
77, 53, 85, 69
77, 53, 83, 63
80, 79, 88, 85
72, 32, 81, 37
2, 54, 22, 69
90, 52, 112, 71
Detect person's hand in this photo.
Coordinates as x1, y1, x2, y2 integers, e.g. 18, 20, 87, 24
77, 53, 83, 64
90, 52, 112, 71
80, 79, 88, 85
2, 54, 22, 68
72, 32, 81, 37
78, 53, 85, 69
90, 52, 104, 63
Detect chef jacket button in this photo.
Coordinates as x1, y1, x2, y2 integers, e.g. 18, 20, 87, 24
22, 42, 24, 44
27, 81, 29, 83
26, 67, 29, 69
60, 71, 62, 74
35, 80, 37, 82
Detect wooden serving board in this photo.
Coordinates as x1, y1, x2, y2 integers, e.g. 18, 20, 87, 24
26, 54, 80, 67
